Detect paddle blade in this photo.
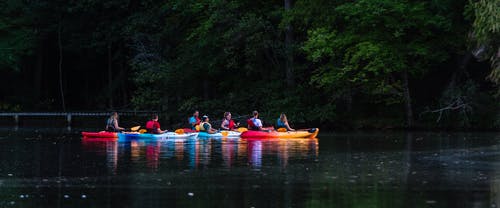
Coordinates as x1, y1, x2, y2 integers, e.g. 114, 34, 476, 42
237, 127, 248, 133
130, 126, 141, 131
175, 129, 185, 134
277, 128, 287, 132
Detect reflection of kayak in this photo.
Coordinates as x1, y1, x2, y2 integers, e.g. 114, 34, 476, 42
82, 131, 118, 138
118, 132, 198, 140
197, 131, 241, 138
241, 128, 319, 138
82, 137, 117, 141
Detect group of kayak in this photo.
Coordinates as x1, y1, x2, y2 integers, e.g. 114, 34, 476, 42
82, 110, 319, 140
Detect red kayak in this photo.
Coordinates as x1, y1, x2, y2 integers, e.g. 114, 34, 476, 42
82, 131, 118, 138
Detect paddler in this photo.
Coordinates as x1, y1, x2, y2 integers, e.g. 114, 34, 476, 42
220, 112, 239, 130
276, 113, 294, 131
247, 110, 264, 131
146, 114, 166, 134
188, 110, 201, 130
199, 115, 217, 134
105, 112, 125, 132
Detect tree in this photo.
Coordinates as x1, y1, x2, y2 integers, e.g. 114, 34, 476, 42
468, 0, 500, 90
0, 1, 35, 71
302, 0, 464, 127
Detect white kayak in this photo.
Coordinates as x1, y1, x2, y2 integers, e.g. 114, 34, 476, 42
118, 132, 198, 140
197, 131, 241, 138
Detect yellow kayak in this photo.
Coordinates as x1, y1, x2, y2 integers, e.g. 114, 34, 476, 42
241, 128, 319, 138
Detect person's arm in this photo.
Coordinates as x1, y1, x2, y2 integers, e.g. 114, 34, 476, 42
208, 128, 217, 134
256, 119, 263, 131
221, 120, 229, 130
114, 119, 124, 130
189, 117, 195, 127
285, 122, 294, 131
156, 122, 166, 134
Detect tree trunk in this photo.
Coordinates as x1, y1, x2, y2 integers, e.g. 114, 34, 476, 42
284, 0, 294, 87
34, 43, 43, 106
108, 42, 114, 109
447, 53, 472, 90
58, 22, 66, 112
402, 68, 413, 128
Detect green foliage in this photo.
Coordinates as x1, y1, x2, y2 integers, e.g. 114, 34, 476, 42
303, 0, 465, 113
467, 0, 500, 87
0, 1, 35, 70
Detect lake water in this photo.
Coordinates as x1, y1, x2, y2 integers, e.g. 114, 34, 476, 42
0, 129, 499, 207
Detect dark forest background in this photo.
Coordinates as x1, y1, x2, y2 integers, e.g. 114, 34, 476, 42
0, 0, 498, 129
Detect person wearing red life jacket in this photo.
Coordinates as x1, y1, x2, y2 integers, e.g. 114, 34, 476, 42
247, 110, 263, 131
221, 112, 239, 130
146, 114, 166, 134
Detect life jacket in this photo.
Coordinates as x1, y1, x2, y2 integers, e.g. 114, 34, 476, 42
190, 116, 201, 130
247, 118, 259, 130
228, 120, 235, 130
199, 122, 211, 132
276, 118, 286, 128
223, 119, 236, 130
146, 120, 160, 133
105, 118, 116, 132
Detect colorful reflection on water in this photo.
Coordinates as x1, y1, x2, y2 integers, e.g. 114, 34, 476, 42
81, 137, 319, 173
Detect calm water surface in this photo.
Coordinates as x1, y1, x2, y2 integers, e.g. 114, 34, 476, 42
0, 129, 499, 207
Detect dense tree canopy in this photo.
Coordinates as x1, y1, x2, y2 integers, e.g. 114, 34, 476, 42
0, 0, 498, 129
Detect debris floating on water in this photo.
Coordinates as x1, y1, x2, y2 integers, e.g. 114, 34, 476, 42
188, 192, 194, 197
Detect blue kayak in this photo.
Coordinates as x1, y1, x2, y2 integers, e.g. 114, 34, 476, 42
118, 132, 198, 140
197, 131, 241, 138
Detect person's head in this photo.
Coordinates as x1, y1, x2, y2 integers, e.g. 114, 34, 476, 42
151, 114, 159, 121
280, 113, 287, 122
224, 112, 231, 120
193, 110, 199, 117
253, 110, 259, 118
202, 115, 209, 122
110, 112, 118, 119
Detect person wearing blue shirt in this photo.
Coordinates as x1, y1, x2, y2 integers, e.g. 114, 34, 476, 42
188, 110, 200, 130
276, 113, 294, 131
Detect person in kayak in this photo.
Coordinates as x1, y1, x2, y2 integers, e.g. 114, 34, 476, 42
146, 114, 166, 134
277, 113, 295, 131
221, 112, 239, 130
247, 110, 264, 131
188, 110, 201, 130
105, 112, 125, 132
199, 115, 217, 134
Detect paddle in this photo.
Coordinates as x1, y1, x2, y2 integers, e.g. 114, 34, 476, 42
237, 127, 248, 133
174, 129, 185, 134
130, 126, 141, 131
